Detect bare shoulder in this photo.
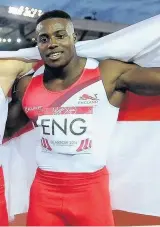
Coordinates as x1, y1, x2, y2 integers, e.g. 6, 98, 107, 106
99, 59, 122, 67
99, 59, 134, 71
99, 59, 137, 82
14, 75, 33, 101
99, 59, 125, 86
98, 59, 138, 107
100, 59, 137, 71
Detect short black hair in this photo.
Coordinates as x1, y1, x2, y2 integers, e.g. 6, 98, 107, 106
36, 10, 72, 25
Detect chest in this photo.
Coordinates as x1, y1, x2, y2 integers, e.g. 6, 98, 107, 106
24, 80, 119, 155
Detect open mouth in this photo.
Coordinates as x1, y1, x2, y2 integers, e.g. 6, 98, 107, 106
47, 52, 62, 60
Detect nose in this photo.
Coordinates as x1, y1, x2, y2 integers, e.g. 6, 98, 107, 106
48, 36, 58, 49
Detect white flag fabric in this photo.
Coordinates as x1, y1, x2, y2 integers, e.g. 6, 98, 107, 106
1, 14, 160, 219
109, 93, 160, 216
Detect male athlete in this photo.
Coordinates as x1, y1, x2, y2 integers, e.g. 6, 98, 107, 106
3, 10, 160, 226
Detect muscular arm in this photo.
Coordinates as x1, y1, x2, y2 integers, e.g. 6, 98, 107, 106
4, 100, 29, 138
0, 59, 36, 97
4, 75, 32, 138
100, 59, 160, 96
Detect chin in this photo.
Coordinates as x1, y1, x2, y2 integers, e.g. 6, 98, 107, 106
47, 60, 68, 69
48, 63, 65, 69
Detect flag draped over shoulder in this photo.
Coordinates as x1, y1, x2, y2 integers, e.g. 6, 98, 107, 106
1, 14, 160, 219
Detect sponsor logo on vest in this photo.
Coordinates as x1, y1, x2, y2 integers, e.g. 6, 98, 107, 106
24, 106, 43, 113
41, 118, 87, 136
78, 94, 99, 104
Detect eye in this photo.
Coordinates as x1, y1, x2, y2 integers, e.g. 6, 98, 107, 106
39, 36, 49, 43
56, 34, 66, 39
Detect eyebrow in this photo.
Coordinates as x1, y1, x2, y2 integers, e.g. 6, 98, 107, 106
38, 33, 49, 37
38, 29, 67, 36
54, 29, 67, 34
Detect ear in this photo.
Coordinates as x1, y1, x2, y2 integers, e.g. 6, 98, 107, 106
73, 33, 77, 43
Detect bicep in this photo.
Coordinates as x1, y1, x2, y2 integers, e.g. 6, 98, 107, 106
0, 60, 36, 78
0, 60, 35, 97
19, 61, 36, 76
117, 64, 160, 95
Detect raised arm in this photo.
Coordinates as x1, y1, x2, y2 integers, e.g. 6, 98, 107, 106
0, 59, 36, 97
99, 59, 160, 107
100, 59, 160, 96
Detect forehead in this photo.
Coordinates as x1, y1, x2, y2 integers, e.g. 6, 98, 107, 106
36, 18, 70, 34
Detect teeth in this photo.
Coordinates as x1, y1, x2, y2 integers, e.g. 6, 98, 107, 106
51, 53, 60, 57
48, 52, 61, 60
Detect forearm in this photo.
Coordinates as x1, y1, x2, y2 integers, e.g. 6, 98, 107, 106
4, 118, 29, 138
4, 101, 29, 138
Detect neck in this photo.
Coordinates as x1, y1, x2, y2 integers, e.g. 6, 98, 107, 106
44, 56, 83, 82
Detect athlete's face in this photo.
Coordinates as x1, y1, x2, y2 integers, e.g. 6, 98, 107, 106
36, 18, 77, 68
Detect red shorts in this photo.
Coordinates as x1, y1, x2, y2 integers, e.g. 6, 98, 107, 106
27, 167, 114, 226
0, 167, 8, 226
